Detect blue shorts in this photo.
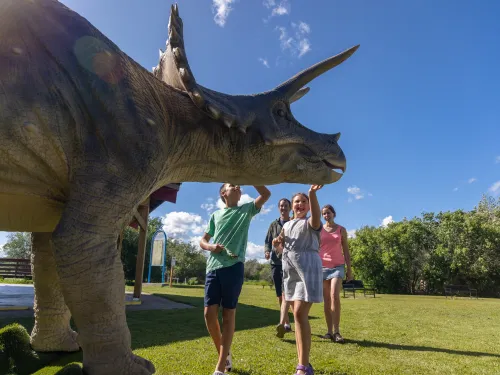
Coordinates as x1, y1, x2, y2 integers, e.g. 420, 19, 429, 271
322, 264, 345, 280
204, 262, 244, 309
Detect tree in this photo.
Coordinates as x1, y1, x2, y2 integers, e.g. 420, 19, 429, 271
120, 216, 207, 284
3, 233, 31, 259
244, 259, 262, 280
349, 195, 500, 297
258, 265, 272, 283
121, 217, 163, 281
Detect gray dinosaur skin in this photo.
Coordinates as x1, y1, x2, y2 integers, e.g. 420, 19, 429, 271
0, 0, 358, 374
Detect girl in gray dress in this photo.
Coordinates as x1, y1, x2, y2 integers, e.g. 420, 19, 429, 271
273, 185, 323, 375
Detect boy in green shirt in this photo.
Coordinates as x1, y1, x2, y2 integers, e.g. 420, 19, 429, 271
200, 184, 270, 375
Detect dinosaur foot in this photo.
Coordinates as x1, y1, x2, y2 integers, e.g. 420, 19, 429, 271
31, 328, 80, 352
83, 352, 155, 375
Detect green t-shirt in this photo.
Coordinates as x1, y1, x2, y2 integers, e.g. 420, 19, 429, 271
205, 201, 260, 273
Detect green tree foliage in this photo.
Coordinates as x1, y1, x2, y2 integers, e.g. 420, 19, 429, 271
2, 233, 31, 259
120, 216, 207, 284
350, 195, 500, 297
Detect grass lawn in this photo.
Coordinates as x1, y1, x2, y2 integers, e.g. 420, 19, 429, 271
2, 284, 500, 375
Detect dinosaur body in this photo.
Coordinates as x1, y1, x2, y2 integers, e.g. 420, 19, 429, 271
0, 1, 358, 374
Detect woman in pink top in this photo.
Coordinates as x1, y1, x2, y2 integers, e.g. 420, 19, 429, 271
319, 204, 352, 343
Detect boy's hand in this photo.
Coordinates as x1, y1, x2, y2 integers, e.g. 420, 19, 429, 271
210, 244, 225, 254
265, 251, 270, 260
309, 185, 323, 193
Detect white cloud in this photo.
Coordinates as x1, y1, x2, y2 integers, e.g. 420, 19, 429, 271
258, 57, 270, 68
381, 215, 394, 228
263, 0, 290, 17
453, 187, 459, 192
162, 212, 207, 242
275, 21, 312, 58
212, 0, 235, 27
495, 156, 500, 164
297, 21, 310, 34
468, 178, 477, 184
201, 201, 216, 213
297, 39, 311, 57
260, 204, 275, 215
489, 181, 500, 195
246, 241, 265, 260
239, 194, 254, 205
347, 185, 369, 201
347, 229, 356, 239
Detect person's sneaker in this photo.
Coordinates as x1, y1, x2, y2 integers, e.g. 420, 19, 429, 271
284, 323, 292, 332
276, 323, 286, 338
225, 351, 232, 372
213, 372, 225, 375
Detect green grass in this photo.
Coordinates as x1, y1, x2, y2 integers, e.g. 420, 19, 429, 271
0, 278, 33, 284
2, 285, 500, 374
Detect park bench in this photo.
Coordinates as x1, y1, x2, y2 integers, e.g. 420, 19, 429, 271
444, 284, 478, 299
342, 279, 376, 299
0, 258, 32, 279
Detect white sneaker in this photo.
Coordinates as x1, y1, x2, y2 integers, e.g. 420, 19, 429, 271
213, 372, 225, 375
225, 351, 232, 372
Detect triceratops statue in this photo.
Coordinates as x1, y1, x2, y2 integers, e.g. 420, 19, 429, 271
0, 0, 358, 373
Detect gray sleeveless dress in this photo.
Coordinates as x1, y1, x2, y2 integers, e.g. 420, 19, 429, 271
282, 217, 323, 303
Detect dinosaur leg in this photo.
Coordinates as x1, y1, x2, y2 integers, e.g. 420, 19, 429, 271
51, 191, 154, 375
30, 232, 80, 352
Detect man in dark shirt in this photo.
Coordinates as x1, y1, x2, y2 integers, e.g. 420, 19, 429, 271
264, 198, 293, 337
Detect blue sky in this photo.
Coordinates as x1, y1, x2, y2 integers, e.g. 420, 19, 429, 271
1, 0, 500, 260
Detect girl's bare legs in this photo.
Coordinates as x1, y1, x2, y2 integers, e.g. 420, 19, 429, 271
322, 279, 333, 334
293, 300, 313, 375
331, 278, 343, 333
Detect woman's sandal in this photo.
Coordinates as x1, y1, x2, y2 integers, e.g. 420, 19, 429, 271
321, 332, 334, 340
294, 364, 314, 375
321, 332, 345, 343
333, 332, 345, 344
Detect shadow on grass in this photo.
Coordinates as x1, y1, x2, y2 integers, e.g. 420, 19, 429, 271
127, 293, 300, 350
2, 290, 300, 372
316, 337, 500, 358
231, 369, 253, 375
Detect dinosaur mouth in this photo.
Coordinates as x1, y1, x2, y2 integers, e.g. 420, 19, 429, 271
323, 159, 345, 176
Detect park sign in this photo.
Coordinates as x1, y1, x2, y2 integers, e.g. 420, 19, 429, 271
147, 230, 167, 283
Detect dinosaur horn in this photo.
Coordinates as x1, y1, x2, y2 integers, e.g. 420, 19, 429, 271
158, 4, 249, 133
276, 45, 360, 100
289, 87, 310, 103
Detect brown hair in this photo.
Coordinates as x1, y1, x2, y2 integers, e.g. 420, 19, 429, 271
278, 198, 291, 207
291, 192, 309, 202
219, 183, 228, 203
322, 204, 336, 217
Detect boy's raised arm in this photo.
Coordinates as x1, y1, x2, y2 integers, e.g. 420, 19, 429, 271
253, 186, 271, 209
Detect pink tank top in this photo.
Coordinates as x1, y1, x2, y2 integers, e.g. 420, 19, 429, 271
319, 225, 345, 268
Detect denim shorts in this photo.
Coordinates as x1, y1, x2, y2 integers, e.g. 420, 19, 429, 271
322, 264, 345, 280
204, 262, 244, 309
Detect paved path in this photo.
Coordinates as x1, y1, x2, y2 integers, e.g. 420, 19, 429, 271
0, 283, 193, 318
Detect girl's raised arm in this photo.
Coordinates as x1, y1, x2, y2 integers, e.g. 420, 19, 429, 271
308, 185, 323, 230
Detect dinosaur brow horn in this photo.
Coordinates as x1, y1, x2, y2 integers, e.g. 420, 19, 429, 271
276, 45, 360, 99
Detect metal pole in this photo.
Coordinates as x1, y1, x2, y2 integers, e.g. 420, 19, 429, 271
161, 232, 167, 283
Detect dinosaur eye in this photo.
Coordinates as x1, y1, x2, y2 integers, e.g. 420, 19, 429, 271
277, 109, 286, 117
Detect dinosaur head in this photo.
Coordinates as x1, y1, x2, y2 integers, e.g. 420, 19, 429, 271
153, 4, 358, 185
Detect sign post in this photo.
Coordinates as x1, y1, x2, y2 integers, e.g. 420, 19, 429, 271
147, 230, 167, 283
169, 257, 176, 287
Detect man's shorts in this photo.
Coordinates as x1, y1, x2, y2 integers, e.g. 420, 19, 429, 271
204, 262, 244, 309
322, 264, 345, 281
271, 264, 283, 297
